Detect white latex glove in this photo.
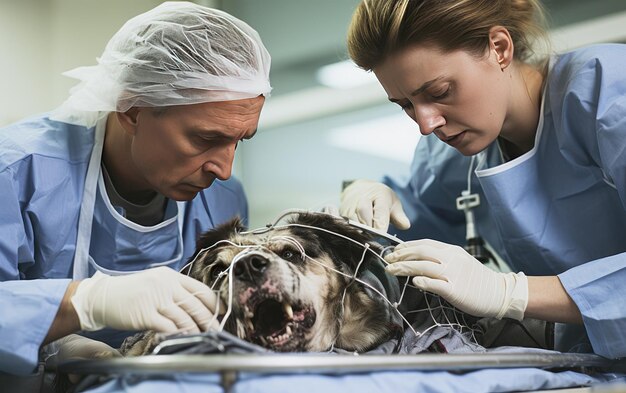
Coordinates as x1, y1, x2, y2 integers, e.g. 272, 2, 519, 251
340, 180, 410, 232
46, 334, 121, 383
385, 239, 528, 320
50, 334, 121, 360
71, 267, 223, 333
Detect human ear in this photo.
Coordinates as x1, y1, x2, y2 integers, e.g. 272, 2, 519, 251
116, 108, 141, 136
489, 26, 514, 71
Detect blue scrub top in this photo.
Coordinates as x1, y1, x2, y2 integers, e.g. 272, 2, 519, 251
384, 44, 626, 359
0, 115, 248, 375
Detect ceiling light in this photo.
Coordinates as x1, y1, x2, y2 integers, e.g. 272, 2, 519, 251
316, 60, 378, 89
326, 113, 421, 164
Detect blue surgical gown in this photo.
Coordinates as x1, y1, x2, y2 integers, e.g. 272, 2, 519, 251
385, 44, 626, 359
0, 115, 248, 375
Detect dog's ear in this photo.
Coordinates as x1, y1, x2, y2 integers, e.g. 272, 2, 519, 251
181, 217, 245, 276
194, 217, 246, 256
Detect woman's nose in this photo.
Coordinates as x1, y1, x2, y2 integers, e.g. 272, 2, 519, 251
414, 106, 445, 136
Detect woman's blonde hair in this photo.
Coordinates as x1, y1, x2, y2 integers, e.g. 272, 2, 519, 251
347, 0, 550, 71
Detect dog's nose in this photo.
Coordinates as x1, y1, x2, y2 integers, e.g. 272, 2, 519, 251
234, 253, 269, 281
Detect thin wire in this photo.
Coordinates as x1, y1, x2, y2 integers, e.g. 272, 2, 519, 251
303, 251, 419, 336
268, 235, 306, 260
178, 239, 251, 276
336, 243, 371, 345
219, 247, 263, 332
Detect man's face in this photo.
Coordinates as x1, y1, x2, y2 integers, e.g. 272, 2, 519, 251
129, 96, 265, 201
374, 44, 509, 156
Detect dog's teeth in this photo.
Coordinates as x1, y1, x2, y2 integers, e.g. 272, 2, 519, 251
284, 302, 294, 319
259, 336, 268, 346
285, 325, 292, 335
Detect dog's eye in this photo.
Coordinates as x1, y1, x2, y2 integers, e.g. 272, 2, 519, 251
281, 250, 294, 260
209, 266, 225, 282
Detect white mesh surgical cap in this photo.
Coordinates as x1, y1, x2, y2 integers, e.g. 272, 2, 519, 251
51, 1, 272, 127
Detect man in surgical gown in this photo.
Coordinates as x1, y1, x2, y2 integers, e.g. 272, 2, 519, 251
0, 1, 271, 378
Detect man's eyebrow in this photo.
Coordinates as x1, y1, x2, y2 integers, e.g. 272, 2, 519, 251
388, 76, 445, 103
194, 128, 258, 140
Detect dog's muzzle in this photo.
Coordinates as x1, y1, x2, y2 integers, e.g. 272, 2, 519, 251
227, 250, 316, 351
233, 252, 269, 282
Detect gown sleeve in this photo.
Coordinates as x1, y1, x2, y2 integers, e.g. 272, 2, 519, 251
550, 44, 626, 359
0, 166, 71, 375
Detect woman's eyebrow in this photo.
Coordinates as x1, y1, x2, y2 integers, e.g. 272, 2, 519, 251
388, 76, 446, 102
411, 76, 446, 96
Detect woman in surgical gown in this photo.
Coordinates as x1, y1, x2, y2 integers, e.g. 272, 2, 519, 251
0, 2, 271, 377
341, 0, 626, 359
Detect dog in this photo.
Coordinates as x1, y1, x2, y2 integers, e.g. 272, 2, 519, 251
120, 212, 553, 356
121, 212, 417, 355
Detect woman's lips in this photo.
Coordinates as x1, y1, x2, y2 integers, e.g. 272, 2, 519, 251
444, 131, 466, 147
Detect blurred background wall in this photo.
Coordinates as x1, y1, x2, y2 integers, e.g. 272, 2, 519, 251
2, 0, 625, 228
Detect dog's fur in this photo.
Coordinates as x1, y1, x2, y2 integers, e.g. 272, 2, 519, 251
122, 213, 408, 355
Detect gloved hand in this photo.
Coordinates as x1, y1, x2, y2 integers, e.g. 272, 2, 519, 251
71, 266, 224, 333
45, 334, 121, 384
385, 239, 528, 320
340, 180, 410, 232
50, 334, 121, 360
